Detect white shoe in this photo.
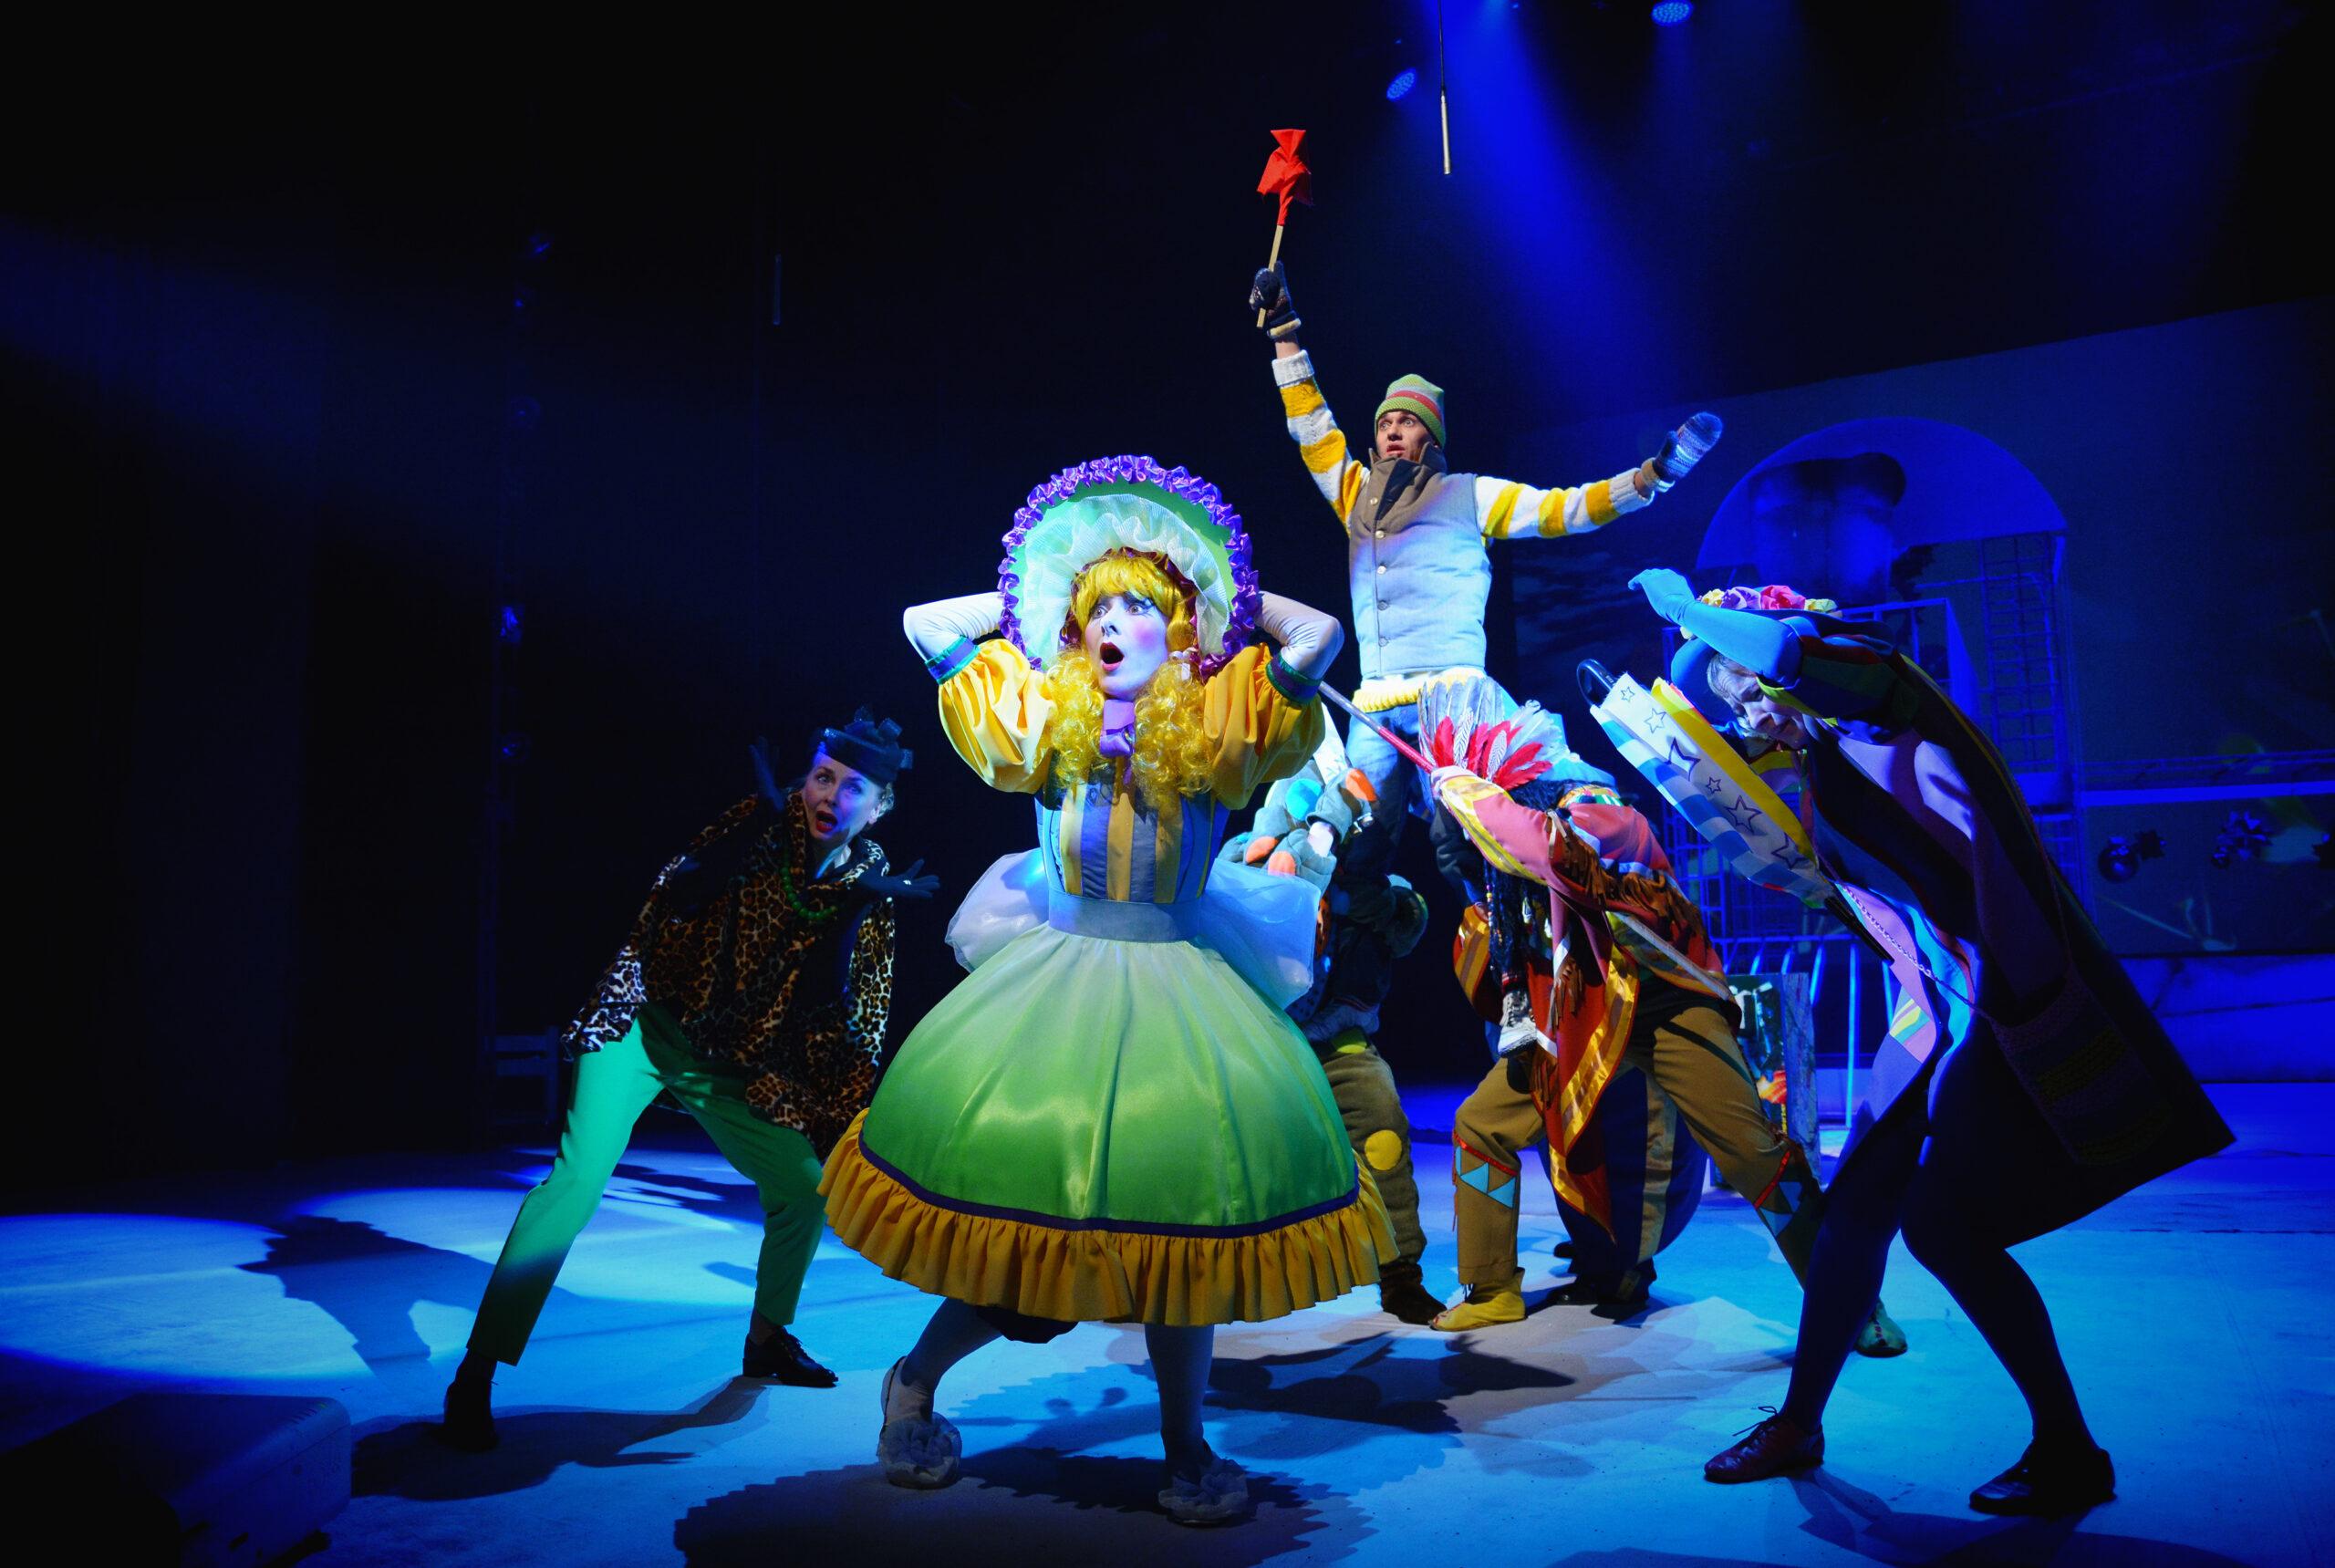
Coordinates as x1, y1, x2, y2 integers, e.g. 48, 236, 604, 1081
876, 1359, 960, 1489
1158, 1455, 1251, 1526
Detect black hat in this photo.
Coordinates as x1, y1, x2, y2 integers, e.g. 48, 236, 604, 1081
814, 708, 913, 785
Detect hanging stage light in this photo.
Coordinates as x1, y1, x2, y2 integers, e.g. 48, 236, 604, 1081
2095, 829, 2164, 884
1387, 67, 1417, 101
2210, 810, 2273, 869
1651, 2, 1695, 25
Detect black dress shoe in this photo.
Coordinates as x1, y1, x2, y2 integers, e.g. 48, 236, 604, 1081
1969, 1442, 2115, 1514
1376, 1261, 1444, 1325
743, 1326, 839, 1386
436, 1376, 498, 1452
1549, 1260, 1655, 1309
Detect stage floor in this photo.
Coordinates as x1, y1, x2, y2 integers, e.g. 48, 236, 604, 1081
3, 1084, 2327, 1567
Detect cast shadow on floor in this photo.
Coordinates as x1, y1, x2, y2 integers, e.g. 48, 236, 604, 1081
1205, 1328, 1575, 1439
238, 1214, 590, 1376
674, 1329, 1583, 1564
352, 1378, 770, 1502
673, 1454, 1369, 1568
1773, 1467, 2259, 1567
607, 1161, 763, 1221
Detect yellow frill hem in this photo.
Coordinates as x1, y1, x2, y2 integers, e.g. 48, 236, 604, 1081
818, 1111, 1396, 1327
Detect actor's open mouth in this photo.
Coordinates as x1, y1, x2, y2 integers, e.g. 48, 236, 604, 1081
812, 808, 837, 835
1098, 640, 1124, 670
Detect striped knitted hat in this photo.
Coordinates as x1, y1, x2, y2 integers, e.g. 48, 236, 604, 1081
1375, 374, 1446, 447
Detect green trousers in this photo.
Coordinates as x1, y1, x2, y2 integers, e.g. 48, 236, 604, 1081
1451, 1001, 1823, 1288
1315, 1029, 1427, 1267
468, 1003, 826, 1365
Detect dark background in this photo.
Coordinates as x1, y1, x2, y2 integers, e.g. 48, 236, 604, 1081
6, 1, 2327, 1182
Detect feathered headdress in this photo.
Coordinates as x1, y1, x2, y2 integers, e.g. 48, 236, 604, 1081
1417, 673, 1613, 793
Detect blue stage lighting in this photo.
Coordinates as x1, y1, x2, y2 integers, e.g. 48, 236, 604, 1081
1387, 68, 1417, 101
1651, 1, 1693, 24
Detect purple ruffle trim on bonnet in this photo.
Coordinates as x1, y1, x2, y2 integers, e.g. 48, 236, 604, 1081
998, 454, 1261, 679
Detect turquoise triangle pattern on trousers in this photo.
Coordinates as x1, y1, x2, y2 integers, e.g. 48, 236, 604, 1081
1458, 1160, 1520, 1210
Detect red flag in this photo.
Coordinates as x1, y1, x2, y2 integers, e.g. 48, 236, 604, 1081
1256, 129, 1313, 224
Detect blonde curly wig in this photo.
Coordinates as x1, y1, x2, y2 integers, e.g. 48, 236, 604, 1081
1043, 551, 1216, 816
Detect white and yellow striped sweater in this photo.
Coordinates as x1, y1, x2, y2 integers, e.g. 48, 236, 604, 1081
1273, 348, 1654, 698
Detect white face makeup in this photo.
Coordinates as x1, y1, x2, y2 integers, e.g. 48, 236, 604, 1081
802, 748, 885, 849
1374, 409, 1434, 464
1081, 590, 1172, 699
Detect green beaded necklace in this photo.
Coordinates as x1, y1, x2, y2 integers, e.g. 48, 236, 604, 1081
775, 818, 853, 926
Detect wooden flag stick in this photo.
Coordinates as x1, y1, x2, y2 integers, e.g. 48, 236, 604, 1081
1437, 0, 1452, 175
1321, 682, 1436, 774
1255, 220, 1287, 327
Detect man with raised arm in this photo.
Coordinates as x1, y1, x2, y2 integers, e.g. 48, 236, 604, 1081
1248, 260, 1722, 827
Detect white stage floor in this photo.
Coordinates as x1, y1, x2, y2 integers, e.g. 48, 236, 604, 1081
2, 1084, 2327, 1566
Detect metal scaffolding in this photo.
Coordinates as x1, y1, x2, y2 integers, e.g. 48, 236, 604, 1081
1655, 533, 2082, 1133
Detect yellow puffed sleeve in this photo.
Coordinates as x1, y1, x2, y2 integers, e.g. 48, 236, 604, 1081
937, 640, 1056, 794
1202, 645, 1328, 808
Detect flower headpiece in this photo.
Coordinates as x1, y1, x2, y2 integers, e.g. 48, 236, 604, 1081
1678, 584, 1839, 640
1667, 583, 1853, 728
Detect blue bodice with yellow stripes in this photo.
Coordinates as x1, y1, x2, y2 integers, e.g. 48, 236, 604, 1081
1037, 784, 1230, 907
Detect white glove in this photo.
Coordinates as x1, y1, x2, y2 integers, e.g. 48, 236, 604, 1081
1255, 591, 1344, 679
902, 593, 1003, 662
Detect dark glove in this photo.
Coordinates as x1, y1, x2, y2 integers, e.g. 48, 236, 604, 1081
854, 859, 941, 902
748, 735, 787, 814
1250, 263, 1301, 341
1335, 810, 1397, 882
663, 833, 757, 915
1428, 803, 1487, 907
1504, 1047, 1535, 1095
1646, 411, 1723, 491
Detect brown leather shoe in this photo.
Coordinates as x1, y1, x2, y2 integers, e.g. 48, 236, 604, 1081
1968, 1442, 2115, 1514
1705, 1412, 1823, 1482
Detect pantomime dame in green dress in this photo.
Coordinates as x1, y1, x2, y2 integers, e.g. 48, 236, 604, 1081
820, 456, 1392, 1525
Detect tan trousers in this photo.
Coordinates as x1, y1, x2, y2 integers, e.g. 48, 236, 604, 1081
1315, 1030, 1427, 1266
1451, 1000, 1823, 1288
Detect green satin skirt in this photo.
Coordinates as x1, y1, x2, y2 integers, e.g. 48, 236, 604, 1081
864, 920, 1356, 1227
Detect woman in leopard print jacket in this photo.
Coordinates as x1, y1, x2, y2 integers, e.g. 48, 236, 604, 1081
439, 710, 938, 1452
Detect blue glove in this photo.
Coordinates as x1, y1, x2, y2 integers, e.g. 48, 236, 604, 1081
1631, 573, 1804, 684
1627, 568, 1698, 624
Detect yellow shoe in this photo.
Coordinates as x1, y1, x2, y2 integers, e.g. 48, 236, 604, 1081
1430, 1271, 1526, 1331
